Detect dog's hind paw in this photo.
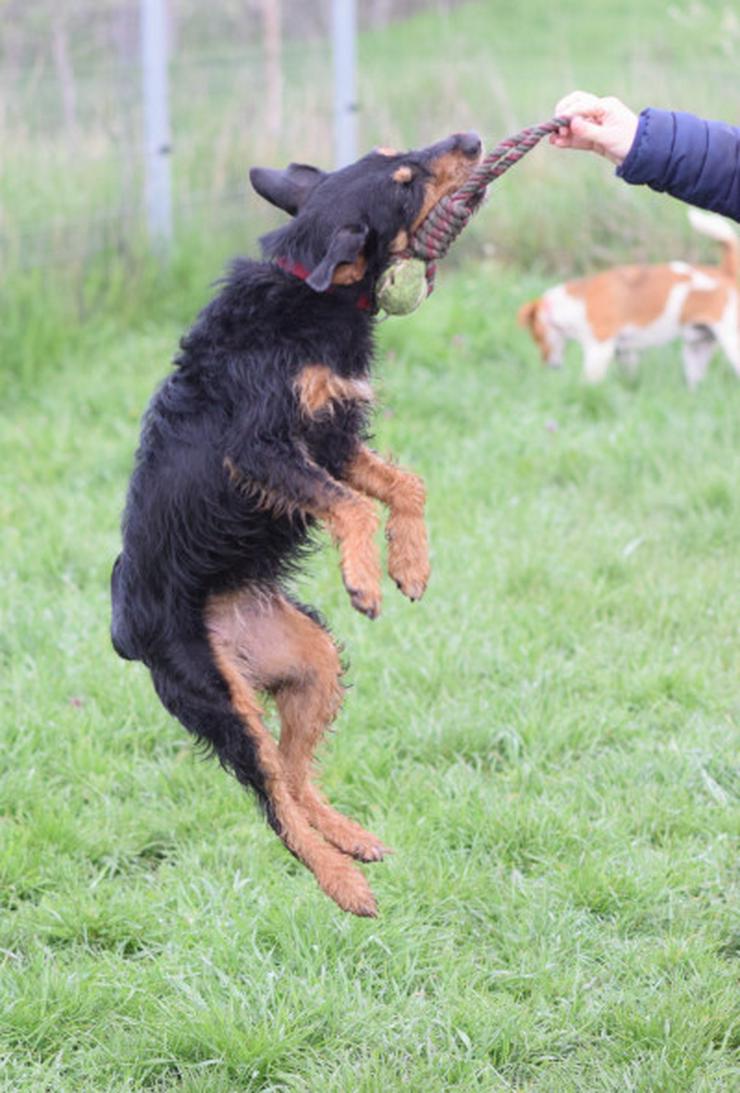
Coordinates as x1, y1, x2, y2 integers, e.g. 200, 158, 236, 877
298, 791, 392, 863
329, 825, 393, 862
351, 838, 393, 863
320, 863, 378, 917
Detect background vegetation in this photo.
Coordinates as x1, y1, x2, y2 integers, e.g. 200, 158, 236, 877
1, 2, 738, 1089
3, 0, 740, 383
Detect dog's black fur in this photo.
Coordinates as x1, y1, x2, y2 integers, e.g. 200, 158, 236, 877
111, 131, 481, 907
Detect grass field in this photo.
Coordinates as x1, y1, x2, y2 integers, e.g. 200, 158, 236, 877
2, 261, 738, 1090
2, 1, 740, 1087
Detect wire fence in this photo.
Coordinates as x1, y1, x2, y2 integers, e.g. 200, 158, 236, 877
1, 0, 462, 273
2, 1, 739, 279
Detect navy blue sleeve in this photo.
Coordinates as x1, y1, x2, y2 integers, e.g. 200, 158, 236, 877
616, 108, 740, 222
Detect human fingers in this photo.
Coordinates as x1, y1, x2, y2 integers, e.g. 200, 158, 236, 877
569, 115, 610, 144
548, 130, 598, 153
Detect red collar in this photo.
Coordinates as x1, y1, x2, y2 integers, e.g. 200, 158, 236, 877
275, 256, 373, 312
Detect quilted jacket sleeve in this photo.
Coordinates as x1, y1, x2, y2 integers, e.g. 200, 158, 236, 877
616, 108, 740, 221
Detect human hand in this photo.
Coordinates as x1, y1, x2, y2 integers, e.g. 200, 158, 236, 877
550, 91, 639, 166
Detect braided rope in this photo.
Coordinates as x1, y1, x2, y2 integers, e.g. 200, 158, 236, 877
409, 116, 569, 277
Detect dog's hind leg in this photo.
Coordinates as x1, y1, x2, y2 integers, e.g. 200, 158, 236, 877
206, 588, 390, 864
615, 345, 640, 378
160, 600, 378, 917
711, 312, 740, 378
682, 327, 716, 389
272, 602, 392, 863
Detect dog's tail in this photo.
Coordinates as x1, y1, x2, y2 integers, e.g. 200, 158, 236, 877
149, 634, 278, 816
688, 207, 738, 279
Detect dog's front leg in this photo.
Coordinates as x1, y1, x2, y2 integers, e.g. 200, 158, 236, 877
322, 488, 383, 619
345, 446, 430, 602
224, 445, 382, 619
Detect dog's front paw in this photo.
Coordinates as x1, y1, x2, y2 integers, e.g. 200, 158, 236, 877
331, 498, 382, 619
345, 580, 382, 620
387, 515, 430, 602
341, 542, 382, 619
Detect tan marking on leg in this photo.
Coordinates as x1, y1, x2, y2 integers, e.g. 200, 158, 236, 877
295, 364, 374, 419
206, 592, 378, 916
225, 438, 382, 618
263, 600, 391, 862
322, 493, 383, 618
345, 446, 430, 602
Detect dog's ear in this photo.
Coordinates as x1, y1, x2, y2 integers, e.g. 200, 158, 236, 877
249, 162, 326, 215
517, 299, 539, 329
306, 224, 369, 292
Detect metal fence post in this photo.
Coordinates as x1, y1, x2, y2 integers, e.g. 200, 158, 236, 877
332, 0, 357, 168
141, 0, 173, 254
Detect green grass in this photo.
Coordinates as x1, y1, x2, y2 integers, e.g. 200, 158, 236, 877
2, 3, 740, 1086
1, 264, 738, 1090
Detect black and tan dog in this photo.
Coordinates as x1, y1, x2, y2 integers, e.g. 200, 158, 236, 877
111, 131, 482, 916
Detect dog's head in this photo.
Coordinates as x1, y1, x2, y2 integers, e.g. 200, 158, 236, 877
517, 297, 562, 367
250, 132, 482, 295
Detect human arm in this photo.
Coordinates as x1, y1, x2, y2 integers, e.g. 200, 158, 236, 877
616, 109, 740, 220
550, 90, 740, 221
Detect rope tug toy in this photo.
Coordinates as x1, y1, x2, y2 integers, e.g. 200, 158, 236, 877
376, 115, 570, 316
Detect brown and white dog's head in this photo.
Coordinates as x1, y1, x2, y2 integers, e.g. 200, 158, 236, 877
517, 297, 564, 367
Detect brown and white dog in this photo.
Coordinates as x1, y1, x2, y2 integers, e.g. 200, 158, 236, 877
518, 209, 740, 388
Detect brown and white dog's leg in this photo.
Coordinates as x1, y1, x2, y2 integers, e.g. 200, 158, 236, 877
616, 346, 641, 379
581, 338, 616, 384
682, 328, 717, 390
206, 590, 380, 915
712, 312, 740, 379
345, 445, 430, 602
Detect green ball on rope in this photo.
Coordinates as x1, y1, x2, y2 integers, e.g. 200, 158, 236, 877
373, 119, 566, 318
375, 257, 429, 316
